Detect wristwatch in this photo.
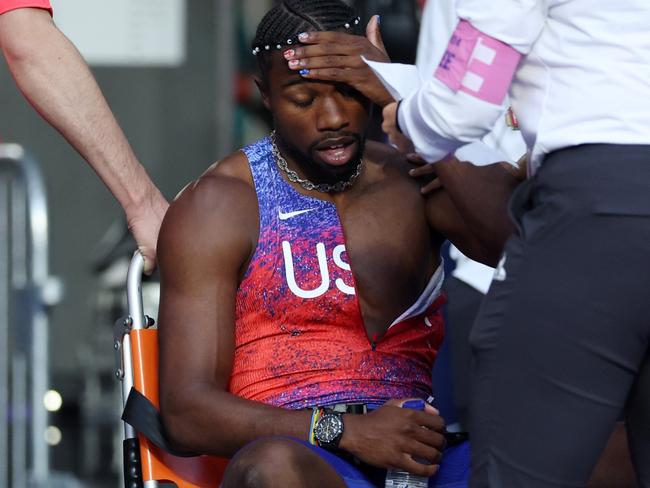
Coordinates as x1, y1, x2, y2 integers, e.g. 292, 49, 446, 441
313, 411, 344, 451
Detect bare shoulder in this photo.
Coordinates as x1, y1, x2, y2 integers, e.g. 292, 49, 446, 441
169, 149, 256, 224
158, 150, 258, 272
362, 140, 417, 184
200, 149, 255, 185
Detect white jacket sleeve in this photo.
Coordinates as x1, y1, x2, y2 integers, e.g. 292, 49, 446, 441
457, 0, 547, 55
396, 1, 546, 163
398, 77, 508, 163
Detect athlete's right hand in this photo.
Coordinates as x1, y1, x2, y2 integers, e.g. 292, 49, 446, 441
339, 398, 446, 477
284, 15, 394, 108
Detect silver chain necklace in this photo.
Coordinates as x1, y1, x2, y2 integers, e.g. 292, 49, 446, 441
270, 131, 363, 193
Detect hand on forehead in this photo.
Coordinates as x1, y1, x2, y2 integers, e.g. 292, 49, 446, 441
281, 16, 395, 108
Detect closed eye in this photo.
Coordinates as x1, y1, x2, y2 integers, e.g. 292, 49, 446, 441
292, 97, 314, 107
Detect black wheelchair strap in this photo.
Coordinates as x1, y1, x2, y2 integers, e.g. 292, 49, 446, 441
122, 387, 199, 458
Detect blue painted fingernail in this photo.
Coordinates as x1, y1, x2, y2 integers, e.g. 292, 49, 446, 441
298, 32, 309, 41
403, 399, 425, 410
299, 69, 310, 76
377, 15, 381, 25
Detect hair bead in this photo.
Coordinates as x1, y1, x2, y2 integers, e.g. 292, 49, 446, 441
251, 1, 359, 59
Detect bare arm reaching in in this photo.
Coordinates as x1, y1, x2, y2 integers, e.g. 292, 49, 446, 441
423, 157, 520, 266
0, 6, 167, 272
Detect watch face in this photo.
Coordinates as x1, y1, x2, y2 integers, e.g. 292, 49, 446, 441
315, 414, 343, 444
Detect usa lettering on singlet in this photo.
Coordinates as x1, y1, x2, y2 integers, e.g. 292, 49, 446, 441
282, 241, 354, 298
228, 136, 446, 410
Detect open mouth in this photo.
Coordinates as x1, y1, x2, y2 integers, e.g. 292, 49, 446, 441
314, 137, 357, 166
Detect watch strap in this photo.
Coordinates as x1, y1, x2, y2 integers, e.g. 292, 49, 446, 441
308, 407, 325, 446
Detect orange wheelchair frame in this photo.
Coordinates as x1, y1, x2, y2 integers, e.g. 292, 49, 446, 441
114, 252, 227, 487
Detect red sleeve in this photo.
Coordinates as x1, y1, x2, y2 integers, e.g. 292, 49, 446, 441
0, 0, 52, 16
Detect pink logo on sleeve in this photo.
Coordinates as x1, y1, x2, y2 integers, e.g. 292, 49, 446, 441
435, 20, 522, 105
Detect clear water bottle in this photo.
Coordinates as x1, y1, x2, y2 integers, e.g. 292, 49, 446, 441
384, 469, 428, 488
384, 399, 430, 488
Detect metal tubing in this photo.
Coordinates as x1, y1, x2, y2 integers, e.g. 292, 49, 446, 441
16, 148, 51, 483
121, 251, 146, 443
0, 178, 10, 488
11, 355, 26, 488
0, 143, 53, 484
127, 252, 146, 331
31, 312, 48, 480
121, 333, 136, 441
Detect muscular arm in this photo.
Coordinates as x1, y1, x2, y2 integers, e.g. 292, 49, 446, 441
157, 156, 312, 456
0, 7, 167, 272
158, 154, 446, 475
426, 157, 520, 266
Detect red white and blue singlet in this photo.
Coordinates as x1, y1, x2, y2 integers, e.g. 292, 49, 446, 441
228, 136, 446, 410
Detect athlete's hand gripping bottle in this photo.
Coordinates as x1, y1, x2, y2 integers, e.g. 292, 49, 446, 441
384, 398, 432, 488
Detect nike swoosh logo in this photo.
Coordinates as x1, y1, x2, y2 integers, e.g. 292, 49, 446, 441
278, 208, 315, 220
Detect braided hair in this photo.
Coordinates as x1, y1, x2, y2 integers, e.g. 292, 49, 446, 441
252, 0, 361, 77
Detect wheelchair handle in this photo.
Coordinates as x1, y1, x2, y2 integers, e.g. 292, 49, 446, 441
127, 251, 147, 331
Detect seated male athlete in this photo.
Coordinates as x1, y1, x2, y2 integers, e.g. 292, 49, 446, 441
156, 1, 518, 487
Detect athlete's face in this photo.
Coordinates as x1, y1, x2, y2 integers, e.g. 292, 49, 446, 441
257, 49, 371, 183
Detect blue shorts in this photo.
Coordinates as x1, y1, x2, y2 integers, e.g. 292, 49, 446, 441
293, 439, 471, 488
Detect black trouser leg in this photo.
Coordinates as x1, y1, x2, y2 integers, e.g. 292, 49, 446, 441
446, 276, 485, 430
469, 145, 650, 487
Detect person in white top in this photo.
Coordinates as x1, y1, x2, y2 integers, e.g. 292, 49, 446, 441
370, 1, 650, 486
415, 0, 526, 434
381, 0, 650, 171
286, 1, 650, 485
